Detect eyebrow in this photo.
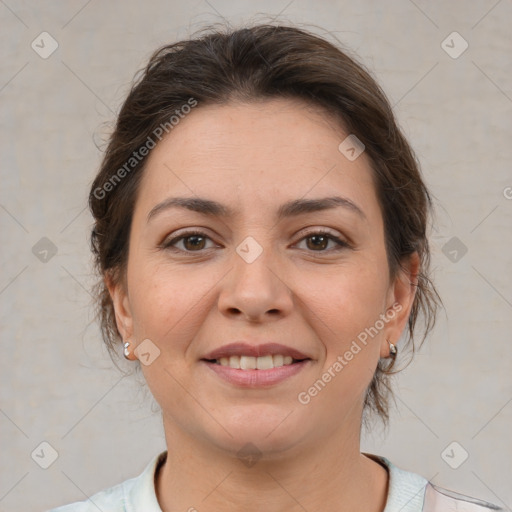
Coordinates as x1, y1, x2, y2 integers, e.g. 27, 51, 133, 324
147, 195, 366, 223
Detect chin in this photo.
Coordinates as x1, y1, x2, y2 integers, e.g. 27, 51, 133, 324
210, 404, 308, 456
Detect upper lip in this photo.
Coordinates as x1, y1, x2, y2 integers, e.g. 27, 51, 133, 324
202, 342, 311, 361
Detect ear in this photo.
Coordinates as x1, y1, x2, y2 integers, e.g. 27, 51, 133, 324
105, 271, 134, 342
380, 252, 420, 358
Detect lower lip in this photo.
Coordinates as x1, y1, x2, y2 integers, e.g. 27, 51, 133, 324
201, 360, 310, 388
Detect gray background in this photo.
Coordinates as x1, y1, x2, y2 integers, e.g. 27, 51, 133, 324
1, 1, 511, 510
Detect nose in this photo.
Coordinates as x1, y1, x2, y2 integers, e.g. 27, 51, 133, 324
217, 245, 294, 323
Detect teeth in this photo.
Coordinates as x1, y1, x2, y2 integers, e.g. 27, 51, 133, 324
273, 354, 284, 367
215, 354, 299, 369
240, 356, 256, 370
257, 355, 273, 370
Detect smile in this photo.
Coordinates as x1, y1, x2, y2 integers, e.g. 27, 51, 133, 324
208, 354, 306, 370
201, 357, 311, 387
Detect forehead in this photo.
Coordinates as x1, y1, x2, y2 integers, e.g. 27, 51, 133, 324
136, 98, 378, 218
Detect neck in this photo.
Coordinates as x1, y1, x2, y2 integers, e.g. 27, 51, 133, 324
155, 419, 388, 512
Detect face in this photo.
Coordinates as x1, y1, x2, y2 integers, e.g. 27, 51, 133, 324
110, 98, 417, 458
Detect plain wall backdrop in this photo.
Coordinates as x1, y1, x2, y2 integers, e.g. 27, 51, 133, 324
1, 1, 511, 510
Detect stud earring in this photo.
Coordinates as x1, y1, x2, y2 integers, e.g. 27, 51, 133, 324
123, 341, 137, 361
388, 340, 397, 357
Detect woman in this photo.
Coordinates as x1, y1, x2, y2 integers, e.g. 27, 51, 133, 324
50, 24, 502, 511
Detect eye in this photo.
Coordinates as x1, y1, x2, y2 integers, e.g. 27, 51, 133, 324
161, 230, 216, 252
295, 230, 350, 252
161, 229, 350, 254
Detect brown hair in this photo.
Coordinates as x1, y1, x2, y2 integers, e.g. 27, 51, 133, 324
89, 23, 440, 423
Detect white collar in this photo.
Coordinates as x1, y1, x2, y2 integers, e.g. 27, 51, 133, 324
124, 451, 428, 512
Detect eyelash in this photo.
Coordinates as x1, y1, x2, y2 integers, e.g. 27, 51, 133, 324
160, 229, 351, 254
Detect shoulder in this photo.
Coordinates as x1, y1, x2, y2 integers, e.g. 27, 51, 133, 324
423, 482, 504, 511
46, 452, 167, 512
366, 454, 503, 512
46, 479, 132, 512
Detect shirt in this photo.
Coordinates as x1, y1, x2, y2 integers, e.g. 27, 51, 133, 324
47, 451, 503, 511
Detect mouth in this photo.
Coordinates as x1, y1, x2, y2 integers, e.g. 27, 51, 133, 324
200, 342, 312, 387
201, 354, 310, 370
200, 342, 313, 387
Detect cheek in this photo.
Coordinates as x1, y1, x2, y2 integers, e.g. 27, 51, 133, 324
299, 267, 388, 407
295, 257, 389, 341
126, 257, 217, 346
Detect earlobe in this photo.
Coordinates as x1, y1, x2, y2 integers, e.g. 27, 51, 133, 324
381, 252, 420, 355
379, 338, 398, 359
123, 341, 138, 361
105, 272, 134, 341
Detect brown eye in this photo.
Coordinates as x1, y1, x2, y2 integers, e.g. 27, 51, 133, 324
183, 235, 206, 251
162, 231, 216, 252
306, 234, 329, 251
295, 231, 350, 252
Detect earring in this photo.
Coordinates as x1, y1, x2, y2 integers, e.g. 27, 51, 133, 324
388, 340, 397, 357
123, 341, 137, 361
